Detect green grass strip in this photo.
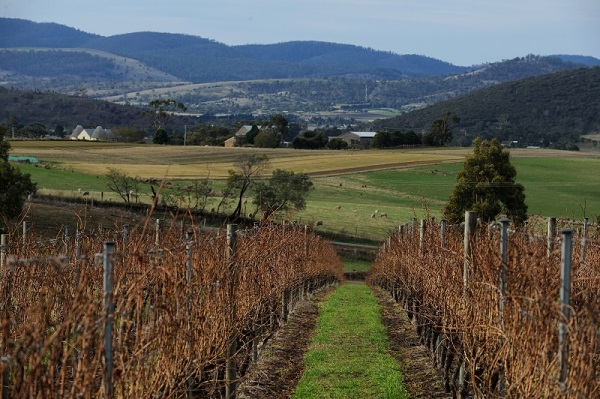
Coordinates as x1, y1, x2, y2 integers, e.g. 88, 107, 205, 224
293, 283, 408, 399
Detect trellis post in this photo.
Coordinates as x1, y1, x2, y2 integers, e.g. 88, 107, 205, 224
0, 234, 6, 268
225, 224, 238, 399
440, 218, 447, 249
547, 217, 557, 257
102, 241, 115, 399
558, 228, 573, 387
579, 217, 589, 264
463, 211, 477, 292
498, 218, 510, 397
185, 230, 194, 398
22, 221, 28, 245
155, 219, 161, 245
123, 224, 130, 248
419, 219, 426, 254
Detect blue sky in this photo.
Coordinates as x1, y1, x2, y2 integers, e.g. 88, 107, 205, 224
2, 0, 599, 66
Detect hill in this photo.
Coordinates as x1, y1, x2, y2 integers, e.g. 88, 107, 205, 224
0, 87, 202, 133
369, 67, 600, 148
0, 18, 466, 82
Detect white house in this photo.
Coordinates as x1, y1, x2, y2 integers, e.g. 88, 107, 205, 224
70, 125, 113, 141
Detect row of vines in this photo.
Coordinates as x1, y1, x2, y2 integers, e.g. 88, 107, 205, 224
0, 216, 344, 398
368, 217, 599, 398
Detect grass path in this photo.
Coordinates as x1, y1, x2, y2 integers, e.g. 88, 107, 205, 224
293, 283, 408, 399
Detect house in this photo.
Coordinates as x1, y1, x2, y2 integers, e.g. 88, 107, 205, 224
70, 125, 113, 141
336, 131, 377, 148
224, 125, 262, 148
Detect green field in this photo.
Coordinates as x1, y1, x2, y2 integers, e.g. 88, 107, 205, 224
293, 284, 408, 398
9, 142, 600, 242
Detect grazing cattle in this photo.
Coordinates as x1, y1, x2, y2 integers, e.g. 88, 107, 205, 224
371, 213, 376, 219
380, 213, 388, 218
335, 205, 341, 209
316, 220, 324, 226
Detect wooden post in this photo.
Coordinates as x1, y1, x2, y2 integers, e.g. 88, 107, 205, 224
463, 211, 477, 293
123, 224, 130, 248
547, 217, 557, 257
75, 228, 82, 260
498, 218, 510, 397
558, 228, 573, 386
102, 241, 115, 399
185, 230, 194, 398
440, 218, 447, 249
225, 224, 238, 399
0, 234, 6, 268
419, 219, 426, 254
580, 217, 589, 264
155, 219, 161, 245
22, 221, 28, 245
64, 226, 70, 254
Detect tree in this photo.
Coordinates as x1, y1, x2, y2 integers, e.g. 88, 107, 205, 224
153, 128, 170, 144
270, 114, 289, 138
326, 137, 348, 150
423, 111, 459, 147
143, 99, 187, 130
226, 154, 270, 220
253, 169, 313, 220
292, 131, 327, 149
113, 126, 145, 143
245, 124, 260, 145
105, 167, 140, 203
0, 126, 36, 222
254, 130, 280, 148
443, 138, 527, 225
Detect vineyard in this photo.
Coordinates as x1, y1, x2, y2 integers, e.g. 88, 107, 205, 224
0, 215, 344, 398
368, 216, 600, 398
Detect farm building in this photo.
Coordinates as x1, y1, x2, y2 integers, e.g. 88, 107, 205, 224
70, 125, 113, 141
336, 131, 377, 148
224, 125, 262, 147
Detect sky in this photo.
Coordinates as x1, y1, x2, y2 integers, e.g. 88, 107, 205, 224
1, 0, 599, 66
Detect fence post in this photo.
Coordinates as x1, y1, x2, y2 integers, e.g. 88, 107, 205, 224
419, 219, 426, 254
498, 218, 510, 397
75, 228, 82, 260
226, 224, 238, 399
64, 226, 70, 253
22, 221, 28, 245
0, 234, 6, 268
547, 217, 557, 257
463, 211, 477, 293
123, 224, 130, 248
185, 230, 194, 398
102, 241, 115, 399
440, 218, 447, 249
579, 217, 589, 264
558, 228, 573, 387
155, 219, 161, 245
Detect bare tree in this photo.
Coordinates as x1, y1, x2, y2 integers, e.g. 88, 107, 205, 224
105, 167, 140, 203
227, 154, 270, 220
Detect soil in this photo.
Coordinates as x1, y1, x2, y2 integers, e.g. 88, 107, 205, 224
237, 282, 450, 399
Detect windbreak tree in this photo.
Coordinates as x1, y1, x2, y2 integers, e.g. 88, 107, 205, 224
253, 169, 313, 220
0, 126, 36, 223
443, 137, 527, 225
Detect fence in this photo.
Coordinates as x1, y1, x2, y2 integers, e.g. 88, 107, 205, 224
0, 218, 343, 399
368, 213, 599, 399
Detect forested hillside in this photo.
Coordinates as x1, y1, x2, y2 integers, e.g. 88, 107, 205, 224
0, 87, 201, 133
370, 67, 600, 148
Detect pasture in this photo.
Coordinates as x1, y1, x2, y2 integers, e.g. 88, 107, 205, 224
9, 141, 600, 241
